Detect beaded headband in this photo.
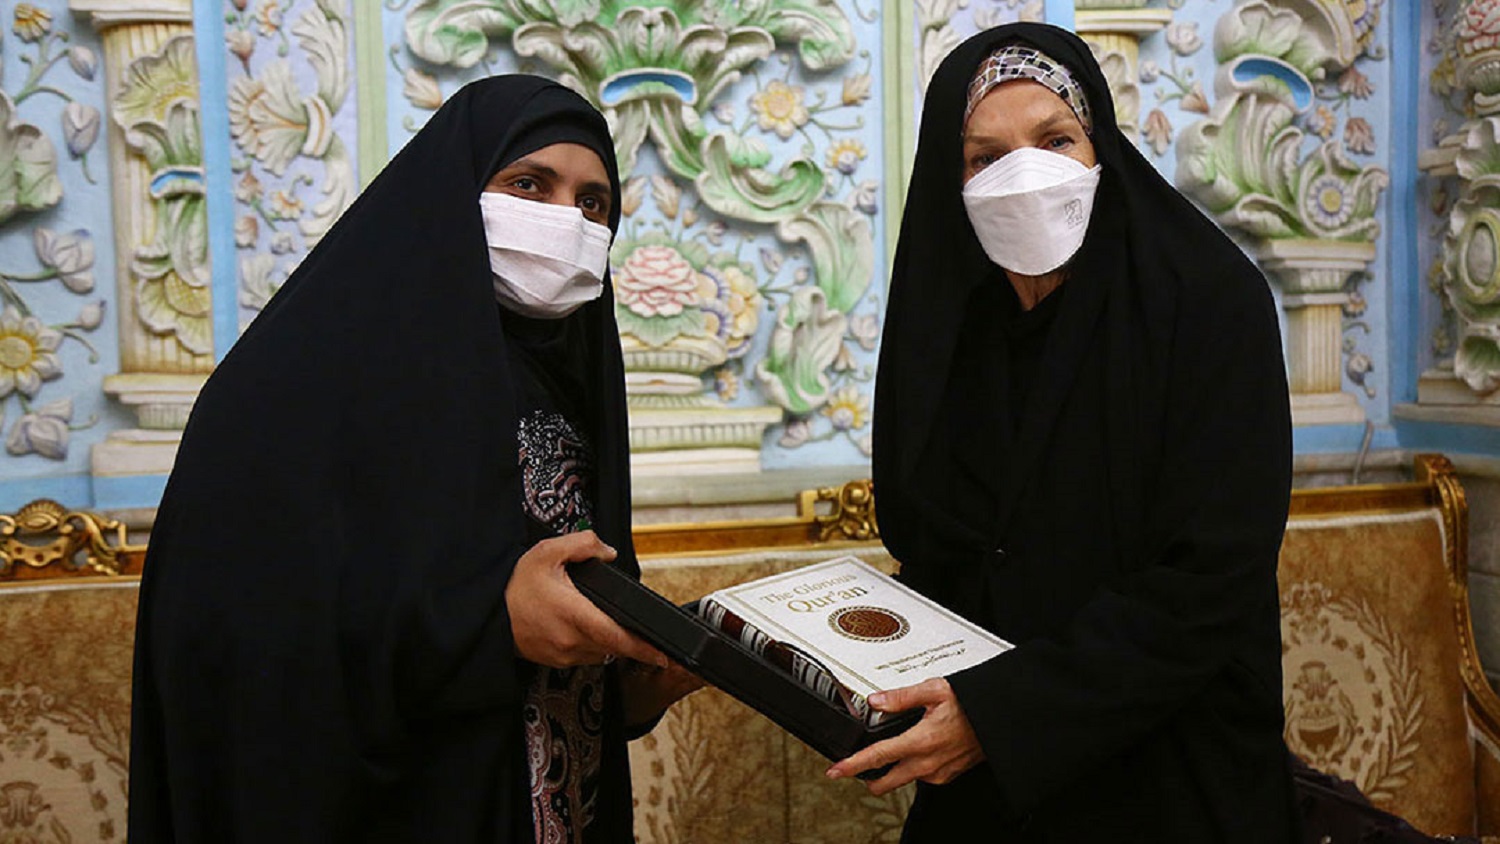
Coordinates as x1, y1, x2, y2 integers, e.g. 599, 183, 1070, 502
964, 44, 1093, 135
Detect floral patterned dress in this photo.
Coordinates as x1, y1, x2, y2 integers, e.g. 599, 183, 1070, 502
506, 307, 609, 844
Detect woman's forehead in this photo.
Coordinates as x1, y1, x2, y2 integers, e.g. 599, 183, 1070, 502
963, 80, 1080, 138
498, 142, 608, 176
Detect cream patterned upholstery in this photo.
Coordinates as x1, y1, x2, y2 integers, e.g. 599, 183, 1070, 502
0, 500, 142, 843
2, 459, 1496, 842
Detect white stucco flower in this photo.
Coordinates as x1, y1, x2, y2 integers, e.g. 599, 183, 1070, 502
6, 397, 71, 460
0, 306, 62, 399
34, 228, 94, 293
61, 102, 100, 158
67, 46, 98, 81
1166, 22, 1202, 57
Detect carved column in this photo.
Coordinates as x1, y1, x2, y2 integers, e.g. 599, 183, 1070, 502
70, 0, 212, 477
1074, 2, 1172, 141
1417, 1, 1500, 407
1257, 239, 1375, 424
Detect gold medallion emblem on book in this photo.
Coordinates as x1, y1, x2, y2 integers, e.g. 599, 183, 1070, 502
829, 606, 910, 642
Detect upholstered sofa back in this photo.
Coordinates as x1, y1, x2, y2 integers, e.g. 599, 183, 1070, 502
0, 456, 1495, 842
0, 579, 137, 842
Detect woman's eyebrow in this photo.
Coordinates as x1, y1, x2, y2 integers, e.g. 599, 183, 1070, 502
500, 158, 558, 179
1033, 111, 1081, 134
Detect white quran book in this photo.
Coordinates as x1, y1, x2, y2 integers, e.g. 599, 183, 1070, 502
694, 555, 1013, 726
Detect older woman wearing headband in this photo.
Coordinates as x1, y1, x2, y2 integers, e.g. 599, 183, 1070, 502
832, 24, 1297, 843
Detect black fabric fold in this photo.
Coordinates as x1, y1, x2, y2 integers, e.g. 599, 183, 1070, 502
128, 75, 635, 842
874, 23, 1297, 843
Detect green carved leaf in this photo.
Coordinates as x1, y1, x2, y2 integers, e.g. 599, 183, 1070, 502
753, 286, 846, 414
549, 0, 601, 28
646, 99, 707, 180
1222, 194, 1299, 239
695, 133, 822, 224
607, 102, 651, 177
163, 194, 212, 289
722, 133, 772, 169
1456, 336, 1500, 395
0, 92, 62, 225
738, 0, 856, 71
114, 36, 199, 130
406, 0, 520, 68
513, 21, 616, 82
775, 201, 873, 315
685, 28, 775, 104
1177, 91, 1384, 242
1457, 118, 1500, 183
615, 303, 705, 347
1214, 1, 1302, 64
615, 5, 682, 66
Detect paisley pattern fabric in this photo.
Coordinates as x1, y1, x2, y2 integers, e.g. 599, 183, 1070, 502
518, 409, 604, 843
523, 664, 607, 843
519, 411, 595, 535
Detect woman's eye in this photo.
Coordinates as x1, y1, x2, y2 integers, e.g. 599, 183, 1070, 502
511, 176, 538, 192
971, 153, 996, 170
1045, 136, 1073, 151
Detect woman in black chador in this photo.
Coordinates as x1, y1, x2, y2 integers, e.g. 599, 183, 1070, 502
128, 75, 697, 842
827, 23, 1299, 843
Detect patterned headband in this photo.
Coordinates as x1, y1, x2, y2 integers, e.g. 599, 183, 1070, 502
964, 45, 1093, 135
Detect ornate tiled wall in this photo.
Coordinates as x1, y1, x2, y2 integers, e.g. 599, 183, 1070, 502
0, 5, 124, 495
389, 0, 890, 474
1, 0, 1495, 513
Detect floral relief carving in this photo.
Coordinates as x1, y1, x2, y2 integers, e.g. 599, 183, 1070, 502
915, 0, 964, 94
403, 0, 882, 463
1420, 0, 1500, 395
0, 7, 105, 462
1439, 117, 1500, 392
1176, 1, 1388, 242
112, 35, 214, 357
1174, 0, 1388, 418
227, 0, 356, 320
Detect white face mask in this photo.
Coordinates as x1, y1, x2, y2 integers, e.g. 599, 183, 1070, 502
479, 191, 613, 318
961, 147, 1101, 276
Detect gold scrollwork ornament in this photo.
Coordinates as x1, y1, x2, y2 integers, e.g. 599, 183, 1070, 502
0, 499, 138, 577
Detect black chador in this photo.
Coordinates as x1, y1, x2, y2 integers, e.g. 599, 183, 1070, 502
128, 76, 637, 842
873, 23, 1298, 843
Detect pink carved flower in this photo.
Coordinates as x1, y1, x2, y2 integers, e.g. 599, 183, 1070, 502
1337, 67, 1373, 100
1458, 0, 1500, 56
1143, 108, 1172, 156
1343, 117, 1375, 155
614, 245, 701, 318
1179, 82, 1210, 115
227, 29, 256, 68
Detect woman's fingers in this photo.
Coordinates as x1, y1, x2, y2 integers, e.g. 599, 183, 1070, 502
508, 531, 668, 668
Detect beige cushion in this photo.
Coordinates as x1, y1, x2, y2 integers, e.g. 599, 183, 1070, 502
0, 579, 138, 843
1279, 509, 1475, 836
